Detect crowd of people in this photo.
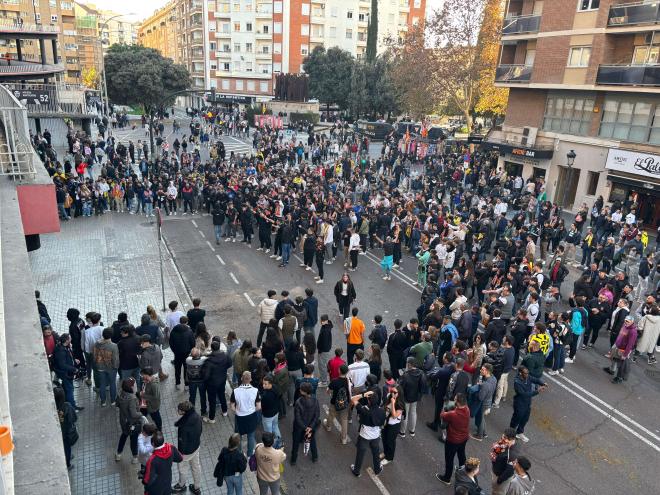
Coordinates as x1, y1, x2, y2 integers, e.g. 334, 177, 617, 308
38, 106, 660, 495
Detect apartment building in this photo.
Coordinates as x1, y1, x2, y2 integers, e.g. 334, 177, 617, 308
138, 1, 181, 63
140, 0, 425, 103
488, 0, 660, 226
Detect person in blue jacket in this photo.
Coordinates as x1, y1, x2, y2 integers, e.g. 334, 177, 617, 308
509, 366, 547, 443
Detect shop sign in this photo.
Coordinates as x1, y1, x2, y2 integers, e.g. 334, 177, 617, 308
605, 148, 660, 179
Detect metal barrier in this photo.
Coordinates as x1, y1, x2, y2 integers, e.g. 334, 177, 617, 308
0, 17, 60, 34
2, 82, 94, 116
0, 61, 64, 74
0, 85, 38, 179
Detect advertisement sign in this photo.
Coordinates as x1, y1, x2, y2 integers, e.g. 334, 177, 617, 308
11, 89, 50, 105
605, 148, 660, 179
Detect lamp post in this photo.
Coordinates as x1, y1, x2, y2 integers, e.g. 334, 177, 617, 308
98, 13, 135, 115
561, 149, 577, 211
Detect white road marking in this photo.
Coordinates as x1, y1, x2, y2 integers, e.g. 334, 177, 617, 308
230, 272, 239, 285
553, 373, 660, 443
206, 240, 216, 252
216, 254, 226, 265
243, 292, 255, 307
321, 405, 350, 443
363, 251, 422, 293
293, 254, 316, 274
198, 230, 205, 238
544, 373, 660, 453
191, 220, 198, 228
367, 468, 391, 495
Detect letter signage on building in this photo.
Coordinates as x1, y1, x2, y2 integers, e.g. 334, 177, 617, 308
606, 148, 660, 179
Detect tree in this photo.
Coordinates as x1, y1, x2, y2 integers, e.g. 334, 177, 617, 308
349, 62, 367, 119
474, 0, 509, 117
366, 0, 378, 63
81, 67, 99, 89
104, 44, 190, 153
364, 55, 400, 120
303, 46, 354, 113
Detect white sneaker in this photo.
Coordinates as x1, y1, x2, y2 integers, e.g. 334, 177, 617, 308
299, 263, 306, 267
559, 368, 565, 374
325, 261, 332, 265
232, 238, 236, 243
314, 276, 320, 280
516, 433, 529, 443
565, 358, 574, 363
257, 247, 263, 251
276, 256, 282, 261
265, 249, 270, 254
380, 459, 390, 466
270, 254, 276, 258
316, 279, 324, 284
547, 370, 559, 376
392, 264, 399, 268
359, 252, 366, 256
225, 238, 231, 242
383, 276, 388, 280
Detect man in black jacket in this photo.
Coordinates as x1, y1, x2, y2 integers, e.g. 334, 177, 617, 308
117, 325, 141, 384
290, 382, 320, 464
169, 316, 195, 390
399, 357, 425, 438
316, 316, 333, 386
144, 431, 183, 495
202, 341, 232, 422
426, 352, 455, 432
484, 309, 506, 346
172, 401, 203, 495
186, 298, 206, 332
53, 334, 83, 411
386, 319, 408, 379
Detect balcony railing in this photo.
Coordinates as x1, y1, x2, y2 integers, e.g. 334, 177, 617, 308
596, 64, 660, 86
495, 64, 533, 83
0, 18, 60, 34
0, 60, 64, 77
502, 14, 541, 35
608, 1, 660, 27
2, 82, 99, 116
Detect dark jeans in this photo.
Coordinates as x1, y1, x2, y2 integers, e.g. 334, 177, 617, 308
442, 440, 467, 480
382, 423, 399, 461
117, 429, 139, 456
316, 256, 324, 280
350, 250, 358, 269
338, 295, 351, 320
584, 323, 603, 346
257, 322, 268, 347
57, 375, 76, 408
303, 249, 315, 267
346, 343, 363, 366
63, 440, 72, 467
189, 382, 203, 408
510, 403, 531, 434
205, 380, 227, 420
352, 436, 381, 475
174, 353, 188, 385
291, 428, 317, 463
568, 333, 580, 359
141, 409, 162, 431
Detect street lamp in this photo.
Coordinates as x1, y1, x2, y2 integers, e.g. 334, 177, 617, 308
561, 149, 577, 211
98, 13, 136, 115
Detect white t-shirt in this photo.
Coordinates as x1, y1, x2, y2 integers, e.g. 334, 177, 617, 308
347, 361, 370, 389
166, 310, 184, 330
231, 384, 260, 416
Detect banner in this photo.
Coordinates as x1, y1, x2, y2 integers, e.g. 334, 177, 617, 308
605, 148, 660, 179
254, 115, 283, 129
11, 89, 50, 105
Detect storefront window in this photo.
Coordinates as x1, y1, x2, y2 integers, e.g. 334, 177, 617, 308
599, 96, 659, 143
542, 93, 594, 136
651, 106, 660, 145
608, 183, 627, 203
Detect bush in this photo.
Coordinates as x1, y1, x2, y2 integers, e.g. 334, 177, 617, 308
289, 111, 319, 125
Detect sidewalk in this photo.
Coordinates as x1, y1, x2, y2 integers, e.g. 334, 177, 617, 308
28, 213, 257, 495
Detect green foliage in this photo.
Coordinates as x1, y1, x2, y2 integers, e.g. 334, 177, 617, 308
366, 0, 378, 63
289, 111, 319, 125
104, 44, 190, 113
303, 46, 354, 110
245, 104, 272, 124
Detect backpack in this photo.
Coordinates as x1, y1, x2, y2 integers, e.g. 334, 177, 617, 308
540, 274, 551, 290
334, 380, 349, 411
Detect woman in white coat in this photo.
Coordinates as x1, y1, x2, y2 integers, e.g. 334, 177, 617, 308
635, 306, 660, 365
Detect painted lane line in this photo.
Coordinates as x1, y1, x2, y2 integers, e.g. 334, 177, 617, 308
191, 220, 198, 228
216, 254, 226, 265
362, 251, 422, 293
543, 373, 660, 453
206, 241, 216, 252
365, 251, 418, 284
293, 254, 316, 274
230, 272, 240, 285
198, 230, 205, 238
243, 292, 256, 307
555, 373, 660, 442
367, 468, 391, 495
321, 405, 351, 443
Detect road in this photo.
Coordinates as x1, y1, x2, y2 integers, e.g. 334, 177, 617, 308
130, 120, 660, 495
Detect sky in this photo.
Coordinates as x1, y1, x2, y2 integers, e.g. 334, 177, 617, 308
84, 0, 445, 22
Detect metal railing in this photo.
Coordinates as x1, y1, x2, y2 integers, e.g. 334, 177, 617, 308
0, 60, 65, 75
0, 85, 38, 178
1, 82, 98, 116
596, 63, 660, 86
502, 14, 541, 35
608, 1, 660, 26
495, 64, 533, 82
0, 17, 60, 34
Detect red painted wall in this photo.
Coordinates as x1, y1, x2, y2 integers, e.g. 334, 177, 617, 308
16, 184, 60, 235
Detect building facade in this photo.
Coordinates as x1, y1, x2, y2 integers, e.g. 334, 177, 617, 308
139, 0, 426, 103
488, 0, 660, 227
137, 1, 181, 64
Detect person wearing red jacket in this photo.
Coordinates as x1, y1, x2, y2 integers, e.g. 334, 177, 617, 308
435, 393, 470, 485
143, 431, 183, 495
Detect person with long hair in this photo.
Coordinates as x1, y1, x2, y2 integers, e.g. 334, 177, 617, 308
262, 325, 284, 371
381, 385, 404, 466
194, 323, 211, 356
54, 386, 78, 471
115, 378, 143, 464
367, 344, 382, 382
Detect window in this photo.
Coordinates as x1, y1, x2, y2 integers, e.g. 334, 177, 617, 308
329, 26, 336, 38
586, 172, 599, 196
633, 45, 660, 65
233, 2, 240, 11
301, 44, 308, 55
542, 94, 595, 136
222, 79, 230, 90
245, 61, 253, 71
301, 24, 309, 35
222, 43, 230, 52
301, 3, 309, 15
262, 25, 269, 33
262, 46, 269, 54
274, 1, 282, 13
568, 46, 591, 67
274, 22, 282, 33
210, 62, 217, 70
388, 13, 395, 24
260, 81, 268, 92
60, 1, 73, 9
210, 41, 216, 50
359, 13, 367, 22
414, 0, 421, 7
246, 22, 252, 32
234, 61, 241, 71
222, 23, 230, 33
347, 10, 353, 19
412, 16, 419, 26
259, 64, 270, 73
273, 62, 282, 72
330, 6, 338, 17
346, 29, 353, 39
235, 80, 244, 90
273, 42, 282, 54
578, 0, 600, 10
599, 97, 659, 143
247, 80, 255, 91
49, 0, 56, 6
245, 42, 252, 52
51, 14, 58, 22
223, 62, 230, 70
234, 22, 241, 31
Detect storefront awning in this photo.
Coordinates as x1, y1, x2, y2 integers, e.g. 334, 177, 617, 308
607, 173, 660, 195
482, 140, 554, 159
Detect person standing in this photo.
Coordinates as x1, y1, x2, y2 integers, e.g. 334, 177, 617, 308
507, 456, 535, 495
143, 431, 183, 495
261, 374, 283, 448
171, 316, 195, 386
257, 290, 278, 347
115, 378, 143, 464
350, 390, 385, 477
82, 312, 103, 387
118, 325, 141, 384
323, 363, 350, 445
202, 340, 232, 423
380, 385, 404, 466
186, 298, 206, 332
399, 357, 425, 438
290, 382, 320, 464
53, 334, 83, 411
213, 433, 247, 495
334, 273, 357, 321
139, 367, 163, 431
604, 315, 638, 384
386, 319, 407, 380
185, 348, 207, 411
54, 386, 78, 471
254, 432, 286, 495
93, 328, 119, 406
303, 288, 319, 335
231, 371, 262, 456
435, 393, 470, 485
171, 401, 203, 495
345, 307, 366, 365
316, 315, 333, 387
455, 457, 484, 494
509, 366, 547, 442
348, 228, 361, 271
491, 429, 520, 495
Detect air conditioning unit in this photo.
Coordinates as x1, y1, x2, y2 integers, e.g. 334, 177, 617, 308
521, 126, 537, 147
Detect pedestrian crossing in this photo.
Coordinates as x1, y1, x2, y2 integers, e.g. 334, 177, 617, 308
215, 135, 253, 157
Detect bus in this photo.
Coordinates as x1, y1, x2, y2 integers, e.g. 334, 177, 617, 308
356, 120, 394, 140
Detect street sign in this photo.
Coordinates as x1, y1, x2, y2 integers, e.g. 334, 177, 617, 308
11, 89, 50, 105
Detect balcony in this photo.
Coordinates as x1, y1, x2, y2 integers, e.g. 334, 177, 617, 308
502, 14, 541, 35
608, 1, 660, 27
596, 64, 660, 86
255, 31, 271, 39
0, 18, 60, 38
0, 60, 64, 80
256, 51, 271, 59
495, 64, 533, 83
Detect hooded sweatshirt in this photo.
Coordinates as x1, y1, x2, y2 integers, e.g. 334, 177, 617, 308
143, 443, 183, 495
454, 466, 482, 495
93, 339, 119, 371
258, 298, 278, 324
507, 473, 535, 495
